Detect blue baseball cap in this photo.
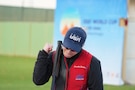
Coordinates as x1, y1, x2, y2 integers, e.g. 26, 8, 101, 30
63, 27, 86, 52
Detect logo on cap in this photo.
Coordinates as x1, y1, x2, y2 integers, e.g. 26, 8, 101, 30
69, 33, 81, 42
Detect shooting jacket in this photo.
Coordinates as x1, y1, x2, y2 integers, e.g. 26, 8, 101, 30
33, 49, 103, 90
59, 50, 92, 90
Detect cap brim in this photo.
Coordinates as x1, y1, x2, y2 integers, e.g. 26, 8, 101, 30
62, 40, 81, 52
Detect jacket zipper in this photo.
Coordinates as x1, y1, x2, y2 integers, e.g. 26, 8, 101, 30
64, 57, 69, 90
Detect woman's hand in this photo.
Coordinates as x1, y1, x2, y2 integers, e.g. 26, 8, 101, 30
43, 43, 53, 53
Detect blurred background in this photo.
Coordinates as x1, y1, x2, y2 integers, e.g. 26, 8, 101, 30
0, 0, 135, 90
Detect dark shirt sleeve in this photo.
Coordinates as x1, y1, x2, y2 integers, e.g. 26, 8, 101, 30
33, 50, 53, 85
88, 56, 104, 90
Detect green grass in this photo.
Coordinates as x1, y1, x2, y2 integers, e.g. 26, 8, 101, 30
0, 55, 135, 90
0, 55, 51, 90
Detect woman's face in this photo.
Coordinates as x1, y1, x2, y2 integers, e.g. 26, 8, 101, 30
62, 45, 78, 58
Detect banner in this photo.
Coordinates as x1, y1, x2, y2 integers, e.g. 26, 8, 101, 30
53, 0, 127, 85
